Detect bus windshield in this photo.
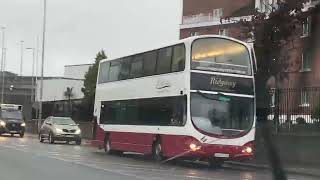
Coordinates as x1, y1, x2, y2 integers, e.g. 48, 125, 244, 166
191, 38, 252, 75
191, 93, 254, 136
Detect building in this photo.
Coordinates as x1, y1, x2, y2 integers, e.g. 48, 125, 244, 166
35, 63, 92, 120
0, 71, 35, 120
180, 0, 320, 123
180, 0, 255, 41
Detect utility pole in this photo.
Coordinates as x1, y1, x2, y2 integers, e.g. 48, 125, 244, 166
39, 0, 47, 129
1, 26, 6, 104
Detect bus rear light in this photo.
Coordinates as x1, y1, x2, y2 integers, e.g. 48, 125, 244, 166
189, 143, 201, 151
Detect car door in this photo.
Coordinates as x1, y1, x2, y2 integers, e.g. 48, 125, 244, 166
42, 118, 52, 136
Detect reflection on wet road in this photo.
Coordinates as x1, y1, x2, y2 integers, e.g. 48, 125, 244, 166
0, 134, 316, 180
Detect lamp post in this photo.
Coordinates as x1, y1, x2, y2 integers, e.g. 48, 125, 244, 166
1, 26, 6, 104
20, 40, 24, 76
39, 0, 47, 129
26, 47, 35, 102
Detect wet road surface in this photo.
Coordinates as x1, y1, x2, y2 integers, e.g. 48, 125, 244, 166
0, 134, 317, 180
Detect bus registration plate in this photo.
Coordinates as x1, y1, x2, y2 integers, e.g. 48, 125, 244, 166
214, 153, 229, 158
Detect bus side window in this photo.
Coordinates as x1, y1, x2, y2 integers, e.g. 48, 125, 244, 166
119, 57, 131, 80
170, 96, 187, 126
156, 47, 173, 74
143, 51, 157, 76
130, 55, 143, 78
108, 60, 121, 82
172, 44, 186, 72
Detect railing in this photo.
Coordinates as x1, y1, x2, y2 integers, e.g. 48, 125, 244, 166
268, 88, 320, 134
182, 13, 221, 25
181, 13, 252, 28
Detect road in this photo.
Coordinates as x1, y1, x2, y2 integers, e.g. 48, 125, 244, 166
0, 134, 316, 180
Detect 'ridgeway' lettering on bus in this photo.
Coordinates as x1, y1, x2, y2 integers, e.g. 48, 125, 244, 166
210, 77, 237, 88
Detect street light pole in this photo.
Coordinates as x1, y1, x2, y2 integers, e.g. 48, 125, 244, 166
20, 40, 24, 76
39, 0, 47, 125
26, 48, 35, 102
1, 26, 6, 104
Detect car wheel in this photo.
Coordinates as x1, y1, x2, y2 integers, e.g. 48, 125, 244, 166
19, 132, 24, 138
10, 133, 14, 137
48, 132, 55, 144
208, 158, 224, 169
76, 139, 81, 145
39, 133, 44, 143
152, 140, 164, 162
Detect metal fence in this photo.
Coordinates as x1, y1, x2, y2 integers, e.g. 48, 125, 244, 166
268, 88, 320, 134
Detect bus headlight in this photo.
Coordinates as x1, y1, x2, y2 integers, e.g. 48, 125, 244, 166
21, 123, 26, 127
0, 120, 6, 126
75, 129, 81, 134
189, 143, 201, 151
242, 147, 253, 154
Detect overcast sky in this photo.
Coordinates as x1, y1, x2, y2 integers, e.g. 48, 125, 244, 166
0, 0, 182, 76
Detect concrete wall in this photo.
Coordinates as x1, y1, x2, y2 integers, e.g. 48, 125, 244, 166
35, 78, 84, 102
254, 125, 320, 165
64, 64, 91, 80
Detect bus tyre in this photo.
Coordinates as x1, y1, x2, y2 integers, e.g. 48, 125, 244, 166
104, 138, 112, 154
152, 140, 164, 162
49, 132, 55, 144
208, 158, 224, 169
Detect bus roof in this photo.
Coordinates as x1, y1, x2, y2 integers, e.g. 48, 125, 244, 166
100, 35, 251, 64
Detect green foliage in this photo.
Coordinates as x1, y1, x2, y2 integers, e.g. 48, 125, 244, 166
239, 0, 309, 80
82, 50, 107, 101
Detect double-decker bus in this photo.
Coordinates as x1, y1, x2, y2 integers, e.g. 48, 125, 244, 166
92, 35, 256, 166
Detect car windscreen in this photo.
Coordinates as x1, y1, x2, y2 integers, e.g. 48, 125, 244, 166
52, 118, 76, 125
0, 110, 23, 120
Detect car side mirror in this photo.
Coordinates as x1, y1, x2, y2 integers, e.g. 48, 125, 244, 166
45, 122, 52, 125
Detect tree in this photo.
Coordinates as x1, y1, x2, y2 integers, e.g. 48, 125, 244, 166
81, 50, 107, 118
64, 87, 74, 116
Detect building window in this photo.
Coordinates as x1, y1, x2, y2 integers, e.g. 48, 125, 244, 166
301, 51, 312, 72
219, 29, 228, 36
302, 17, 311, 37
300, 90, 309, 107
190, 32, 199, 36
213, 8, 223, 18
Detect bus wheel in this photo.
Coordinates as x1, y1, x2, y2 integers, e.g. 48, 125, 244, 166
104, 137, 112, 154
152, 140, 164, 162
208, 158, 224, 169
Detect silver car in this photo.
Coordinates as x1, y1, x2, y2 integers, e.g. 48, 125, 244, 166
39, 116, 82, 145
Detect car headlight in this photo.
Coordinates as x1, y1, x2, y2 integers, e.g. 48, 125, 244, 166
55, 128, 63, 133
75, 129, 81, 134
21, 122, 26, 127
0, 120, 6, 126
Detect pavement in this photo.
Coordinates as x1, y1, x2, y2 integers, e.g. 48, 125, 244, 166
0, 133, 317, 180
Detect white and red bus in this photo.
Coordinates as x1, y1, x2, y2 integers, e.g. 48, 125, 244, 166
92, 35, 256, 166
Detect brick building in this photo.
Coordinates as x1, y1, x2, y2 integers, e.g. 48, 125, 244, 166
180, 0, 320, 121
